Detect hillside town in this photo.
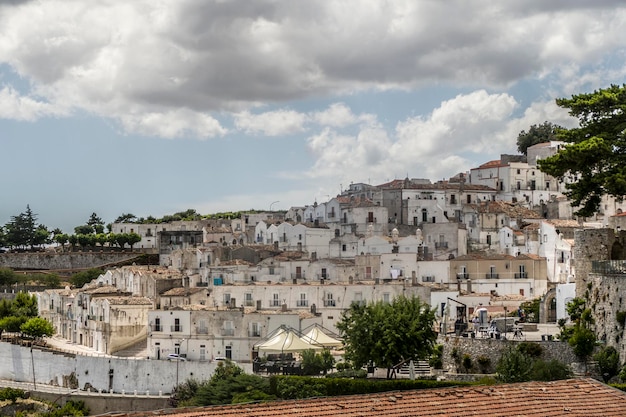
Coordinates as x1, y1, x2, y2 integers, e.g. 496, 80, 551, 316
28, 140, 626, 365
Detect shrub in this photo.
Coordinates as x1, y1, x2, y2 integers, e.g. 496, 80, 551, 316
0, 387, 26, 402
462, 354, 473, 373
517, 342, 543, 358
530, 359, 572, 381
429, 344, 443, 369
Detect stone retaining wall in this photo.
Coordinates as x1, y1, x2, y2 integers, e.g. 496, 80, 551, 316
0, 252, 143, 271
440, 335, 578, 374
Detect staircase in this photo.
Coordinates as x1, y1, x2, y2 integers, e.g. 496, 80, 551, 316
398, 360, 431, 377
113, 339, 148, 358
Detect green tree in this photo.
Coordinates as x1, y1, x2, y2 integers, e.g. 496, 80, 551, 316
21, 317, 54, 339
127, 232, 142, 249
337, 295, 437, 379
300, 349, 335, 376
496, 347, 533, 383
595, 346, 620, 383
54, 233, 69, 249
517, 121, 563, 155
538, 84, 626, 217
114, 213, 137, 223
11, 292, 38, 317
519, 298, 540, 323
565, 297, 596, 365
0, 268, 18, 286
87, 212, 104, 233
33, 224, 52, 247
5, 205, 38, 249
70, 269, 103, 288
0, 225, 7, 249
0, 316, 27, 333
530, 359, 573, 381
74, 225, 94, 235
182, 361, 273, 406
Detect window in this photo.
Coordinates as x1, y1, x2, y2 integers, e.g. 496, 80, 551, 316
383, 293, 390, 303
297, 293, 308, 307
223, 321, 234, 336
365, 266, 372, 279
197, 319, 208, 334
225, 345, 232, 360
321, 268, 327, 279
174, 343, 180, 355
450, 195, 456, 204
516, 181, 521, 190
354, 292, 363, 306
517, 169, 521, 174
200, 345, 206, 361
342, 244, 347, 252
422, 209, 428, 222
486, 235, 492, 245
325, 293, 335, 307
174, 318, 181, 332
271, 293, 280, 307
224, 293, 231, 305
244, 293, 253, 306
154, 317, 161, 332
250, 322, 261, 337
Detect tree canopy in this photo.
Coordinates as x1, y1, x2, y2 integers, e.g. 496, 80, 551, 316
517, 121, 563, 155
336, 295, 437, 378
538, 84, 626, 217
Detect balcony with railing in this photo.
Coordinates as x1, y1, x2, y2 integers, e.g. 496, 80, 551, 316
196, 326, 209, 335
324, 299, 336, 307
151, 324, 162, 332
296, 299, 309, 307
248, 329, 261, 337
456, 273, 469, 279
171, 325, 183, 332
514, 272, 528, 279
221, 328, 235, 336
291, 272, 306, 279
269, 299, 281, 307
244, 299, 255, 307
485, 273, 499, 279
435, 241, 449, 249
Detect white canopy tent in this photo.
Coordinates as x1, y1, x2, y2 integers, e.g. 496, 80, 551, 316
254, 327, 324, 354
301, 326, 343, 348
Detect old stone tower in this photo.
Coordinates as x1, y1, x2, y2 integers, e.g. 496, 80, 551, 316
573, 228, 626, 359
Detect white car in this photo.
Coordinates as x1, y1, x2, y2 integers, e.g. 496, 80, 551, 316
167, 353, 186, 361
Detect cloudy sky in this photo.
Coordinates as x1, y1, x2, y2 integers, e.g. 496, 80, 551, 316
1, 1, 626, 233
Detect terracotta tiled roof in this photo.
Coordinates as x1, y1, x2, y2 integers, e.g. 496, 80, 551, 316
377, 179, 494, 191
161, 287, 207, 297
476, 159, 506, 169
102, 296, 153, 305
477, 201, 542, 218
113, 378, 626, 417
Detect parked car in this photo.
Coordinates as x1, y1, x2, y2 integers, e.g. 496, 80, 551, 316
167, 353, 186, 361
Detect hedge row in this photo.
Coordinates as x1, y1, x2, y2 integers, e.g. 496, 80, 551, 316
269, 376, 473, 399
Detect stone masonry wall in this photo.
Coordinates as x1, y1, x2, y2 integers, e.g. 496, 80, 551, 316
0, 252, 142, 271
587, 274, 626, 361
573, 228, 613, 299
440, 335, 577, 375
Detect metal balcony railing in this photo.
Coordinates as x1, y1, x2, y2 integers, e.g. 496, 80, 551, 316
514, 272, 528, 279
485, 273, 499, 279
